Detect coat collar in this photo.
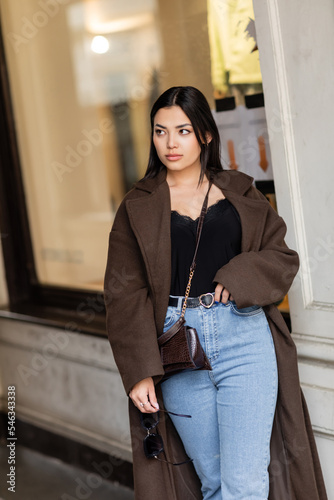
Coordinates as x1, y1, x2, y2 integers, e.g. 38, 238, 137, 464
133, 168, 254, 197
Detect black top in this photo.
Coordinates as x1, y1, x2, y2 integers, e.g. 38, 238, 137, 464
170, 199, 242, 297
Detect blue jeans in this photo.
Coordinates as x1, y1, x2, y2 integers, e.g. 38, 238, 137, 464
160, 296, 278, 500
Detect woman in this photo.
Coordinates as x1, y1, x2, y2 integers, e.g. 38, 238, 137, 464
104, 86, 327, 500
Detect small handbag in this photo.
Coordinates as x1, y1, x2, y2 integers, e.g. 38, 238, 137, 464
158, 180, 213, 377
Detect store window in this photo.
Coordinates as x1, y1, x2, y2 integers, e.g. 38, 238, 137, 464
1, 0, 216, 292
0, 1, 282, 316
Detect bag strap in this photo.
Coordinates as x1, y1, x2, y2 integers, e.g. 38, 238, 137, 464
180, 179, 213, 318
158, 316, 185, 346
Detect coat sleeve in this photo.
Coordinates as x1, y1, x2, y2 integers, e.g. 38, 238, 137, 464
104, 198, 164, 395
212, 186, 300, 308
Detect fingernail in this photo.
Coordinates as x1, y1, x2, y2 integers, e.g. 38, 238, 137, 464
153, 403, 159, 409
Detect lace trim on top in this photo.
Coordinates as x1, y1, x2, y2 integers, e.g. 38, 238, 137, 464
171, 198, 227, 223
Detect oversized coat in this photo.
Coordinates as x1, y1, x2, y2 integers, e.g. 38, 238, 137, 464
104, 168, 327, 500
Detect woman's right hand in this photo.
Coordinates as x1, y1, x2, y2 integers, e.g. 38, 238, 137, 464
129, 377, 160, 413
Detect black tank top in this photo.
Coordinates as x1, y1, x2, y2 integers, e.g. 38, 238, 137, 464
170, 199, 241, 297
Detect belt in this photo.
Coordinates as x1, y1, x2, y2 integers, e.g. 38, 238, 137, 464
168, 292, 215, 309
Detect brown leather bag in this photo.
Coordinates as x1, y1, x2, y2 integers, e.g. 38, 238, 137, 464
158, 181, 213, 377
158, 316, 212, 375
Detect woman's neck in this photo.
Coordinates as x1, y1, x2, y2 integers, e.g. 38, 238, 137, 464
166, 166, 207, 188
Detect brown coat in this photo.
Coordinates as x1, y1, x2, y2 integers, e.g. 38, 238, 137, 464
104, 168, 327, 500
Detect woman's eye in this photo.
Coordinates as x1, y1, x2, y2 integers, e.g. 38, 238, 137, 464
179, 129, 190, 135
155, 129, 165, 136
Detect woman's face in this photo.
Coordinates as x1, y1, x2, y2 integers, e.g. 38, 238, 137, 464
153, 106, 202, 174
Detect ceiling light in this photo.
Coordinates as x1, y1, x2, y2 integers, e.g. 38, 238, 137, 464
91, 35, 110, 54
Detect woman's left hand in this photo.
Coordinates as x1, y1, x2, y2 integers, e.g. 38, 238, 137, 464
214, 283, 234, 303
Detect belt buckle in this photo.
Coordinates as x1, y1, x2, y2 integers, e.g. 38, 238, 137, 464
199, 292, 215, 308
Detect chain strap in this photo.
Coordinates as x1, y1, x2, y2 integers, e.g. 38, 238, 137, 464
181, 269, 195, 318
180, 180, 213, 318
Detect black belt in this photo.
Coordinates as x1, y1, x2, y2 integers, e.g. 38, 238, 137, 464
168, 292, 215, 309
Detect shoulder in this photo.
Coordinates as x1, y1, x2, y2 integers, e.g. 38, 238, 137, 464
213, 169, 254, 196
114, 182, 152, 215
111, 173, 168, 230
213, 170, 275, 204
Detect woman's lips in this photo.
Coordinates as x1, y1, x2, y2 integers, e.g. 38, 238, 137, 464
165, 155, 183, 161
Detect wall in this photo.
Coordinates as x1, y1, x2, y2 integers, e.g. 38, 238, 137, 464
253, 0, 334, 496
0, 316, 132, 463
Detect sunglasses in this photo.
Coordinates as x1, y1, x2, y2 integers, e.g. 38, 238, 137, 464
140, 409, 193, 466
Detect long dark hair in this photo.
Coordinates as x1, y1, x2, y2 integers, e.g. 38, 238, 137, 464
144, 86, 223, 184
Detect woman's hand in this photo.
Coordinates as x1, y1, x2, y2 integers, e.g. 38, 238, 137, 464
214, 283, 234, 304
129, 377, 160, 413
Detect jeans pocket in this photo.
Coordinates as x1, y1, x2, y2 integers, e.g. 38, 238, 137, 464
230, 302, 263, 317
163, 306, 178, 330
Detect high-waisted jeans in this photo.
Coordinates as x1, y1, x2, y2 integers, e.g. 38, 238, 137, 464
160, 296, 278, 500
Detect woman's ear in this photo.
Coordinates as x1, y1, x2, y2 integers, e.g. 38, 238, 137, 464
205, 132, 212, 145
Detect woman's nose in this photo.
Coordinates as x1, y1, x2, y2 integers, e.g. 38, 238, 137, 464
167, 133, 178, 149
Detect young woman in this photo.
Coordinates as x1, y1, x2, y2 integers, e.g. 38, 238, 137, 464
104, 86, 327, 500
